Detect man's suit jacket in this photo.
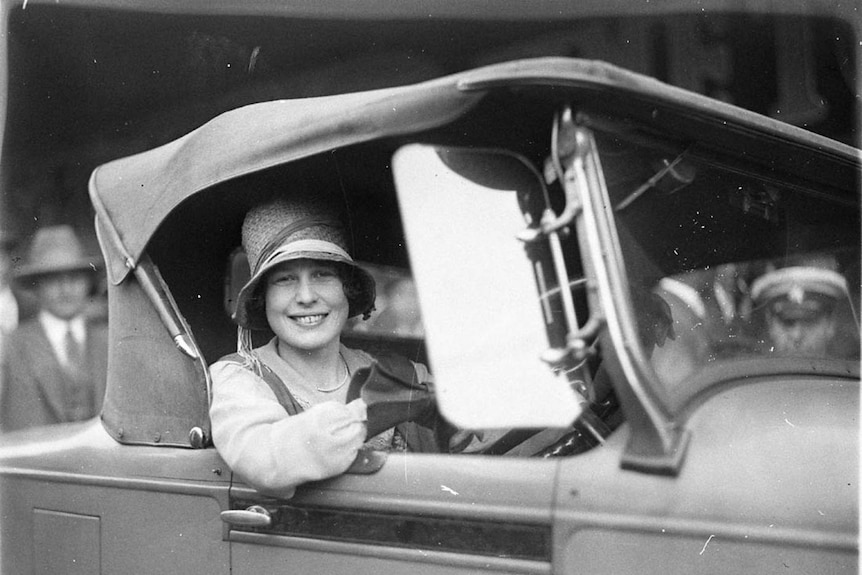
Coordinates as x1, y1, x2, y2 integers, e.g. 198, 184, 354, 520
0, 317, 108, 432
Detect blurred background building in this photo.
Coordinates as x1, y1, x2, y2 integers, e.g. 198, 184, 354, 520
0, 2, 857, 262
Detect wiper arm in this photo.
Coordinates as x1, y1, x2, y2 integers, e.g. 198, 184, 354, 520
615, 149, 693, 211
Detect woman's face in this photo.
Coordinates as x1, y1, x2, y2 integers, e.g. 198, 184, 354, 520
265, 259, 349, 353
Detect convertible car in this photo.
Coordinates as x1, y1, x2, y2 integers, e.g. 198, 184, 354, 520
0, 57, 858, 574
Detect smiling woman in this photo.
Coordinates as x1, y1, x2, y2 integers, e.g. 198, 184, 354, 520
208, 196, 448, 498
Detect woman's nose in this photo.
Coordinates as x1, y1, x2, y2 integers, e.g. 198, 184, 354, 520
294, 275, 318, 303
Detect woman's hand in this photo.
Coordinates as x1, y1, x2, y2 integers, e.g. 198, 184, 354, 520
305, 400, 368, 463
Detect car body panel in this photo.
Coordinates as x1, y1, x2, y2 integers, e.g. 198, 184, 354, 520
553, 377, 858, 573
0, 421, 231, 573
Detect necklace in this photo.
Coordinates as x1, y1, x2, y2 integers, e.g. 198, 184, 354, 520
316, 352, 350, 393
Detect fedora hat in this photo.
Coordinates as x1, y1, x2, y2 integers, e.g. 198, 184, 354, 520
233, 197, 375, 330
15, 225, 100, 283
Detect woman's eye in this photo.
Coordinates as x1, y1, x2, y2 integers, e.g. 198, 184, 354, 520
271, 274, 297, 285
313, 269, 337, 279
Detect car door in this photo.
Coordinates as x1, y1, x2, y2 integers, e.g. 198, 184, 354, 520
223, 455, 558, 574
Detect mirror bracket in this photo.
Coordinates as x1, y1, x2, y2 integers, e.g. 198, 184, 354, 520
519, 106, 613, 404
542, 106, 590, 234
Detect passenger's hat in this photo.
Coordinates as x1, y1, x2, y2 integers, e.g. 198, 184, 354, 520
233, 197, 376, 330
751, 265, 848, 322
15, 225, 100, 283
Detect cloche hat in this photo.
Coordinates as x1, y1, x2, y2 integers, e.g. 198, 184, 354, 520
233, 197, 376, 331
15, 225, 100, 283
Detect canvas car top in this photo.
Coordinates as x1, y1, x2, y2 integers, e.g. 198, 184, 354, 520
88, 57, 860, 287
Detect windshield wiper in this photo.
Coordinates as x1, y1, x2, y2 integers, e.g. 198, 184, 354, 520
615, 148, 693, 211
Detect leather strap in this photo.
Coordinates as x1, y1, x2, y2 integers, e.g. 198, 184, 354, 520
219, 352, 303, 416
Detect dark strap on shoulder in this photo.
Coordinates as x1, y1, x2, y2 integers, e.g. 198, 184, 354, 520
219, 353, 303, 416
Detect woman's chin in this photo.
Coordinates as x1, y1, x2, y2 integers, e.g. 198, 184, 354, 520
277, 330, 340, 353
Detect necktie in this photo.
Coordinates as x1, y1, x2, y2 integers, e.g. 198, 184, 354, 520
63, 324, 92, 421
65, 326, 84, 375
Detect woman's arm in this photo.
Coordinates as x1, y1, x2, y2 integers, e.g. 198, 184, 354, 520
210, 361, 367, 498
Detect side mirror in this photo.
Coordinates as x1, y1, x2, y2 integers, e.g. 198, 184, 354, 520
392, 144, 582, 429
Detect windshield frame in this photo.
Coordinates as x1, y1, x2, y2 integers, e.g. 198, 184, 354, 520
569, 108, 860, 471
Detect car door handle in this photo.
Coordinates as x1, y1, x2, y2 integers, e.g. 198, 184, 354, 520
220, 505, 273, 528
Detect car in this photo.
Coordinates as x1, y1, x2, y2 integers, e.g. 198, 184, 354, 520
0, 52, 858, 575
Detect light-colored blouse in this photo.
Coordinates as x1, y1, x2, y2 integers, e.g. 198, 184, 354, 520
209, 338, 427, 498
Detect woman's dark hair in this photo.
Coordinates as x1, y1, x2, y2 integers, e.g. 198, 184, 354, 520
336, 262, 366, 308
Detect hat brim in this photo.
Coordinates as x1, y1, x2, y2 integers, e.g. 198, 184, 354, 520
14, 259, 100, 284
233, 250, 376, 330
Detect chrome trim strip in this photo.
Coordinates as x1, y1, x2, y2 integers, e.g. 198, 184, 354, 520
229, 531, 551, 574
0, 468, 228, 495
556, 510, 858, 551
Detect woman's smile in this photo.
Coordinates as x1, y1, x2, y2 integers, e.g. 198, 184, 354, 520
291, 312, 329, 326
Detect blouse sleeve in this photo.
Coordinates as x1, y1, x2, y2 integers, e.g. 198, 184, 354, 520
209, 360, 367, 498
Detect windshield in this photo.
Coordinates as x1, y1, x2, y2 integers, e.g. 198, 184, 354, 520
596, 131, 860, 410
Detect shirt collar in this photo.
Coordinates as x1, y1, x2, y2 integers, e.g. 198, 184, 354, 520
39, 310, 86, 342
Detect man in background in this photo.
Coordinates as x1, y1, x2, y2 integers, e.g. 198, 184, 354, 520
750, 253, 853, 358
0, 225, 108, 432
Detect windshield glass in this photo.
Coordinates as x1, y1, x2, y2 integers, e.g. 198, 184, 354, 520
596, 131, 860, 411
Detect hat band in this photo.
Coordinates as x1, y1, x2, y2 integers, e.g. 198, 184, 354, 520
258, 239, 353, 271
253, 216, 340, 273
751, 266, 848, 303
